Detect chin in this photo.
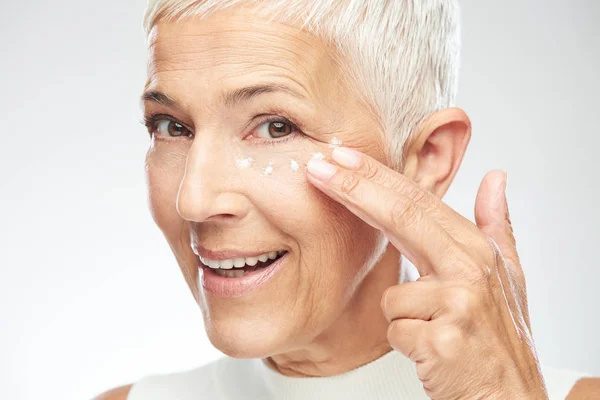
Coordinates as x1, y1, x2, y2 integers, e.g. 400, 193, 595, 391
204, 315, 288, 359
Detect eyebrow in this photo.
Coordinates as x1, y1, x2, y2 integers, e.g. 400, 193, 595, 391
141, 83, 307, 110
141, 90, 178, 108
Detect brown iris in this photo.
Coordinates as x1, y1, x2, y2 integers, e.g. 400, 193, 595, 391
166, 121, 191, 137
268, 121, 292, 138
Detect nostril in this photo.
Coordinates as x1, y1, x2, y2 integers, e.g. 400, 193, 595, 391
206, 213, 237, 222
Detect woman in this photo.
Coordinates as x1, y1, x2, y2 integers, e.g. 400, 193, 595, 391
97, 0, 597, 398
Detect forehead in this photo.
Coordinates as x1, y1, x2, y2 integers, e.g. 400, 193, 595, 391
145, 7, 342, 103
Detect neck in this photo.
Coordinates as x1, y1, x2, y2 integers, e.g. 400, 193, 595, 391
264, 244, 402, 377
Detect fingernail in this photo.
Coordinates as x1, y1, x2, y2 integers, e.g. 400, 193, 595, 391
502, 172, 509, 219
307, 158, 337, 181
332, 147, 362, 169
493, 171, 508, 214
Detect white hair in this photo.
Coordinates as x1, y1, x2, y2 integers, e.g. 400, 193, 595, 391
143, 0, 461, 171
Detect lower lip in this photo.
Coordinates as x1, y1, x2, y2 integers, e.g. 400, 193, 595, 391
199, 253, 288, 298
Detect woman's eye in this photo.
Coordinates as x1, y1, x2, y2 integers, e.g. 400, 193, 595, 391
255, 120, 294, 139
154, 119, 192, 138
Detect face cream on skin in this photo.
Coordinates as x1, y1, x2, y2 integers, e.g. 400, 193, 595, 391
328, 137, 342, 148
263, 160, 275, 176
290, 159, 299, 171
311, 152, 325, 160
236, 157, 255, 169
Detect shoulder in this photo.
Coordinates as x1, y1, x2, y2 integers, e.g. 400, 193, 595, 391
566, 378, 600, 399
92, 384, 132, 400
541, 364, 598, 400
95, 356, 257, 400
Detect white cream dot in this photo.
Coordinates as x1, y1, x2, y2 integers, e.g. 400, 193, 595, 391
290, 159, 299, 171
263, 161, 275, 176
235, 157, 254, 169
328, 137, 343, 148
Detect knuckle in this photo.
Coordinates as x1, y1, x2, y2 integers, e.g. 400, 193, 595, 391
387, 320, 417, 359
361, 160, 379, 181
386, 319, 404, 346
388, 175, 409, 193
390, 198, 421, 229
396, 178, 430, 208
445, 286, 479, 319
415, 360, 434, 384
410, 187, 429, 205
406, 345, 420, 363
462, 254, 492, 285
429, 325, 464, 356
339, 173, 361, 198
451, 251, 491, 284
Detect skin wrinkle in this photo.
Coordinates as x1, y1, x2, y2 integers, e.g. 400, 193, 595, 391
143, 7, 571, 396
150, 50, 317, 82
149, 15, 330, 54
143, 8, 401, 378
146, 32, 354, 142
147, 26, 329, 94
145, 2, 440, 172
137, 6, 560, 396
145, 52, 320, 122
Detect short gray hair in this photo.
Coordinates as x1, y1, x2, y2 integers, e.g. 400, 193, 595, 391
144, 0, 461, 171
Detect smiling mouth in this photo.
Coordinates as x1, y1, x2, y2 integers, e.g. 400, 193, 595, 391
200, 251, 288, 278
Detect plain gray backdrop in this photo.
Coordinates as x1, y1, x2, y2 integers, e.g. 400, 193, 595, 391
0, 1, 598, 399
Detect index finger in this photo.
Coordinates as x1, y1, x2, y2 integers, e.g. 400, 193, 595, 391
306, 153, 460, 278
330, 146, 480, 242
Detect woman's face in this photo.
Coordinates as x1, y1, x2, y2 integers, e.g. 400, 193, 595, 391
143, 7, 390, 358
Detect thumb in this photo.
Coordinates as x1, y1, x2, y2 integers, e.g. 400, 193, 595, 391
475, 170, 517, 262
475, 170, 530, 328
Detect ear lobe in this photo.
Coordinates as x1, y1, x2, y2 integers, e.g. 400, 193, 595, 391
406, 108, 471, 198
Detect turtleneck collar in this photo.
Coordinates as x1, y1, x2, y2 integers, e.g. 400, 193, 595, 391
254, 349, 428, 400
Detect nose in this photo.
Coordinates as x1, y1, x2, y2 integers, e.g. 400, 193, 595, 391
176, 136, 250, 224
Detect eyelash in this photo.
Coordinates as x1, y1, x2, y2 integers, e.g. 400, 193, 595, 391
140, 113, 303, 146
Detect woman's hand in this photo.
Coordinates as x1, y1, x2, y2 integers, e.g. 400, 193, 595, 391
306, 147, 548, 400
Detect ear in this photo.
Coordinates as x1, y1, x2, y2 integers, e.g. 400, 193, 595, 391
400, 107, 471, 198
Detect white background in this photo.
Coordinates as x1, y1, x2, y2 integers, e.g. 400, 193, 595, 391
1, 1, 598, 399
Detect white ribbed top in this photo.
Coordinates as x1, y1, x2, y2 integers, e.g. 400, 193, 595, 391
127, 349, 585, 399
127, 349, 429, 399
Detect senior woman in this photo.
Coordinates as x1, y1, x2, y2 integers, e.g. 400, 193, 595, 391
96, 0, 597, 399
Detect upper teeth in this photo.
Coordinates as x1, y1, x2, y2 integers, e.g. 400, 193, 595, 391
200, 250, 285, 269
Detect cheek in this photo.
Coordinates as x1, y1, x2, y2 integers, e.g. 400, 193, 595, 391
245, 154, 381, 285
145, 147, 187, 239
